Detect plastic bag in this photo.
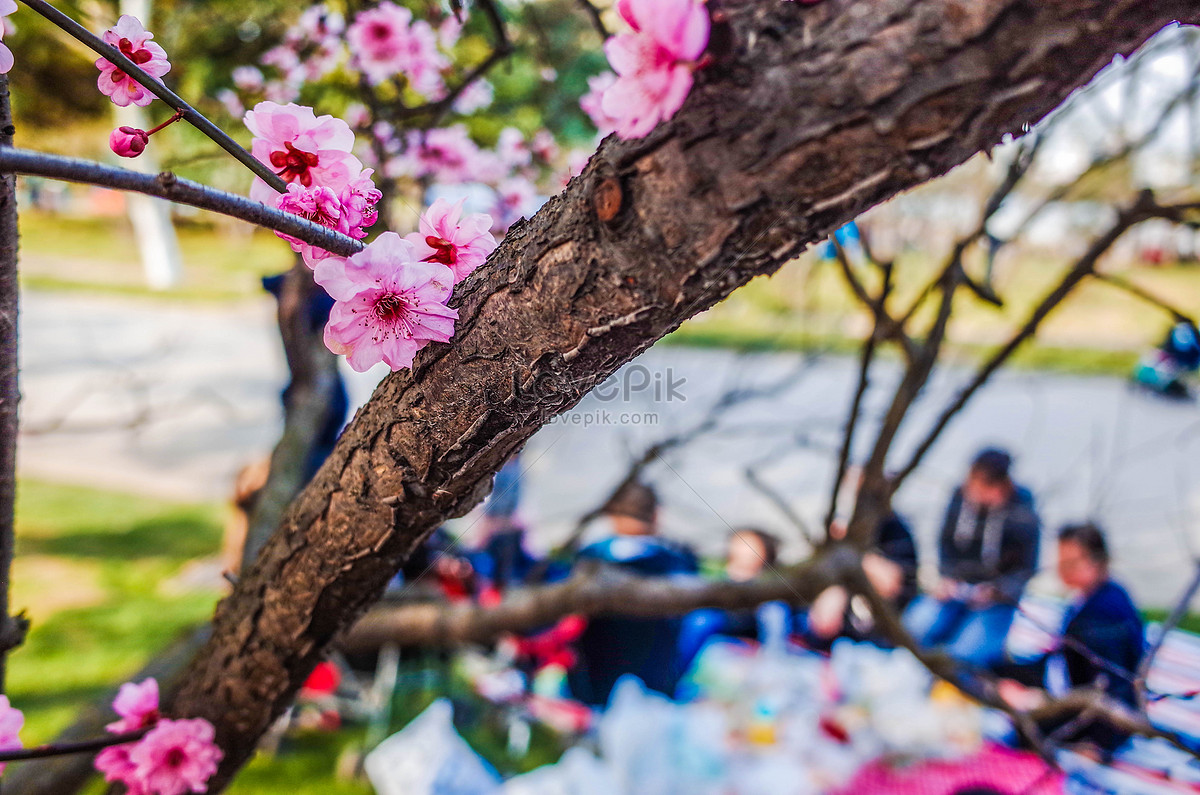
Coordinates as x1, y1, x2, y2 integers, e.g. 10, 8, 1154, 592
364, 699, 501, 795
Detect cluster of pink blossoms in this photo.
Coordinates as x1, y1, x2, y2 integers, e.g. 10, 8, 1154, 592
596, 0, 710, 139
247, 101, 496, 372
313, 198, 497, 372
93, 679, 222, 795
91, 15, 182, 158
347, 1, 446, 94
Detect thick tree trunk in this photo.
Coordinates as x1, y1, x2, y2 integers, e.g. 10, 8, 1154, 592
169, 0, 1199, 788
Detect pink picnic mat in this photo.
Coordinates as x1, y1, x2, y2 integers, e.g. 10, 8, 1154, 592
834, 742, 1064, 795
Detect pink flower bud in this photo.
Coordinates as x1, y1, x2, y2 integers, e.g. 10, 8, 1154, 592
109, 126, 149, 158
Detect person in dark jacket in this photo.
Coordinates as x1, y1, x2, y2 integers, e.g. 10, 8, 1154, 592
568, 482, 699, 706
904, 448, 1041, 669
998, 523, 1144, 755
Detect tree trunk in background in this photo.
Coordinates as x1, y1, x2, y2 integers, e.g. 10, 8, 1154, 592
167, 1, 1200, 789
241, 262, 345, 568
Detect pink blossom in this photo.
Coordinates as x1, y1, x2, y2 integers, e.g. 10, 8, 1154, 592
340, 169, 382, 232
530, 130, 558, 163
244, 101, 362, 205
347, 2, 447, 96
215, 89, 244, 118
95, 744, 146, 795
452, 79, 494, 115
0, 0, 17, 75
317, 233, 458, 372
129, 718, 222, 795
110, 126, 149, 158
0, 695, 22, 775
496, 128, 530, 170
231, 65, 264, 92
389, 126, 480, 183
405, 198, 497, 284
601, 0, 709, 139
492, 177, 539, 232
580, 72, 620, 136
107, 678, 160, 733
275, 183, 351, 267
95, 15, 171, 108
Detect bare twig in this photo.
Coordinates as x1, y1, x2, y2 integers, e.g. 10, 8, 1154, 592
744, 465, 819, 546
18, 0, 287, 193
1092, 271, 1198, 325
1136, 560, 1200, 709
574, 0, 608, 39
0, 148, 364, 257
0, 727, 150, 764
891, 195, 1200, 489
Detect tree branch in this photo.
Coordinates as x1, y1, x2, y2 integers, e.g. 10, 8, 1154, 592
0, 148, 364, 257
341, 548, 855, 652
1092, 271, 1198, 325
17, 0, 288, 193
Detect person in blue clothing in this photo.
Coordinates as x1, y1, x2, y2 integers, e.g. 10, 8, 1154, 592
904, 448, 1041, 670
677, 527, 784, 669
471, 454, 539, 590
567, 481, 699, 706
998, 522, 1144, 756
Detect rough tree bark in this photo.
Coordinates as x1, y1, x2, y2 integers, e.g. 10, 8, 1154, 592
166, 0, 1200, 788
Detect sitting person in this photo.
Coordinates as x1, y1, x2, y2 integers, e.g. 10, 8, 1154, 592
803, 508, 919, 648
567, 482, 698, 706
904, 448, 1041, 670
998, 522, 1144, 756
677, 527, 785, 666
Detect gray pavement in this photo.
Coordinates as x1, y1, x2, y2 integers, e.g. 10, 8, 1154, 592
16, 290, 1200, 606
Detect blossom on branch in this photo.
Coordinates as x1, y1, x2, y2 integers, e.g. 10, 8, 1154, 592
275, 183, 351, 267
128, 719, 222, 795
110, 126, 149, 158
0, 0, 18, 75
406, 198, 497, 284
95, 15, 171, 108
244, 101, 362, 204
0, 696, 22, 775
601, 0, 710, 139
107, 678, 160, 732
95, 745, 143, 794
347, 1, 446, 96
317, 233, 458, 372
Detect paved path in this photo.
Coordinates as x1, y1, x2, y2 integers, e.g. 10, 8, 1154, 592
17, 290, 1200, 605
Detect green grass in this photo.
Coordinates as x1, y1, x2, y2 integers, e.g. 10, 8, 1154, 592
8, 479, 372, 794
18, 210, 294, 301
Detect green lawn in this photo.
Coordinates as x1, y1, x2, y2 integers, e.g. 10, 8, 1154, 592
9, 479, 371, 795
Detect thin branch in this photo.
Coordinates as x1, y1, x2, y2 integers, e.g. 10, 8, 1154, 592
0, 148, 364, 257
1136, 560, 1200, 709
744, 465, 819, 546
890, 195, 1200, 490
574, 0, 608, 39
1092, 271, 1198, 325
342, 547, 857, 652
0, 727, 149, 763
388, 0, 512, 127
17, 0, 287, 193
825, 256, 891, 533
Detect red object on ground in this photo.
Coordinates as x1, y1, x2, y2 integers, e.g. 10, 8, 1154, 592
834, 742, 1064, 795
300, 661, 341, 697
